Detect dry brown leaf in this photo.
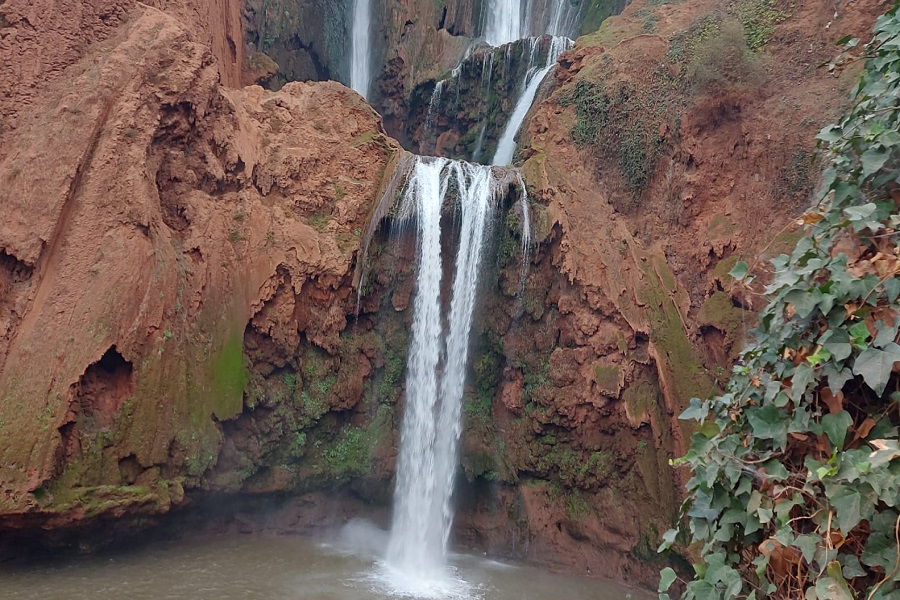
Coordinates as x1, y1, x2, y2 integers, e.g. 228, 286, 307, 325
821, 388, 844, 415
848, 259, 878, 278
853, 418, 877, 442
801, 212, 825, 224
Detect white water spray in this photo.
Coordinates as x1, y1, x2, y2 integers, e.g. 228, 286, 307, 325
486, 0, 581, 45
484, 0, 524, 46
383, 157, 503, 596
351, 0, 372, 98
492, 36, 570, 165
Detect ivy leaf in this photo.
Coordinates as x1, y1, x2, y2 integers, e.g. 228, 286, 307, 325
794, 534, 820, 564
860, 147, 889, 177
823, 363, 854, 394
849, 321, 871, 348
729, 261, 750, 281
784, 289, 819, 318
824, 341, 852, 362
838, 553, 866, 579
817, 125, 844, 143
884, 277, 900, 303
828, 486, 863, 533
815, 564, 854, 600
680, 397, 709, 423
868, 439, 900, 468
852, 342, 900, 395
747, 405, 788, 449
791, 363, 814, 403
762, 459, 789, 481
822, 411, 853, 450
659, 567, 677, 593
873, 318, 900, 348
823, 328, 852, 362
844, 203, 877, 221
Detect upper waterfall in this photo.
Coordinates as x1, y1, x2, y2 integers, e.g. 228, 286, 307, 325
484, 0, 525, 47
350, 0, 372, 98
492, 36, 571, 165
485, 0, 582, 46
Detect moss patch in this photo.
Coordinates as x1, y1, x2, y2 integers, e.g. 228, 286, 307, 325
634, 248, 716, 419
212, 327, 247, 419
697, 291, 746, 343
594, 364, 622, 396
623, 377, 658, 426
707, 214, 738, 239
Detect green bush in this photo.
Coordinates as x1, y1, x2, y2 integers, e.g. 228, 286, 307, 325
732, 0, 791, 51
688, 19, 766, 91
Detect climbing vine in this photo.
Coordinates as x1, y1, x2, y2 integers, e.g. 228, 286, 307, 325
659, 7, 900, 599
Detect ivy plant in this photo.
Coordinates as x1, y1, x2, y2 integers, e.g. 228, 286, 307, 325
659, 6, 900, 599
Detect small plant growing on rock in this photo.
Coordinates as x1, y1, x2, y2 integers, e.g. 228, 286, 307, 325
688, 19, 766, 92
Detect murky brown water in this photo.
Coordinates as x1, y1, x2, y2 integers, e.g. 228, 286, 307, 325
0, 522, 651, 600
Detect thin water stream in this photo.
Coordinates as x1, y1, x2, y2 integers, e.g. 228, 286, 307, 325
0, 529, 651, 599
492, 36, 570, 165
350, 0, 372, 98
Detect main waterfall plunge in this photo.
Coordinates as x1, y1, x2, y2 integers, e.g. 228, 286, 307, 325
359, 156, 527, 597
348, 1, 574, 595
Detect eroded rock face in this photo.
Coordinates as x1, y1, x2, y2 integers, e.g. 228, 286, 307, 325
449, 0, 885, 581
0, 0, 889, 592
409, 36, 561, 162
0, 3, 399, 539
0, 0, 244, 144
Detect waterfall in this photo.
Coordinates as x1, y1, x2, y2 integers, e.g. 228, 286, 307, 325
484, 0, 524, 46
383, 157, 504, 595
350, 0, 371, 98
492, 36, 571, 166
525, 0, 583, 38
485, 0, 581, 45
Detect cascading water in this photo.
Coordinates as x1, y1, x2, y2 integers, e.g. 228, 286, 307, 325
492, 36, 571, 166
485, 0, 581, 44
379, 156, 512, 597
525, 0, 582, 38
350, 0, 372, 98
365, 3, 575, 595
484, 0, 524, 46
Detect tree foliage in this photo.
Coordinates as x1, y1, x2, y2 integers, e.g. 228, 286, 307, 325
660, 7, 900, 599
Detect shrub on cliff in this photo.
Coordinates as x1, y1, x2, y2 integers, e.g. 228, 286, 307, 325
659, 6, 900, 599
688, 19, 766, 92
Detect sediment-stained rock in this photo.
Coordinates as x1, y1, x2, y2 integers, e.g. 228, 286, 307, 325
0, 0, 889, 592
0, 3, 399, 536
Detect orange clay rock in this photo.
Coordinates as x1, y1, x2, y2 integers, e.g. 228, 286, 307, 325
0, 4, 399, 528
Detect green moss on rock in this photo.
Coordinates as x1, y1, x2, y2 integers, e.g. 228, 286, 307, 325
594, 364, 622, 396
697, 291, 746, 344
212, 328, 247, 420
